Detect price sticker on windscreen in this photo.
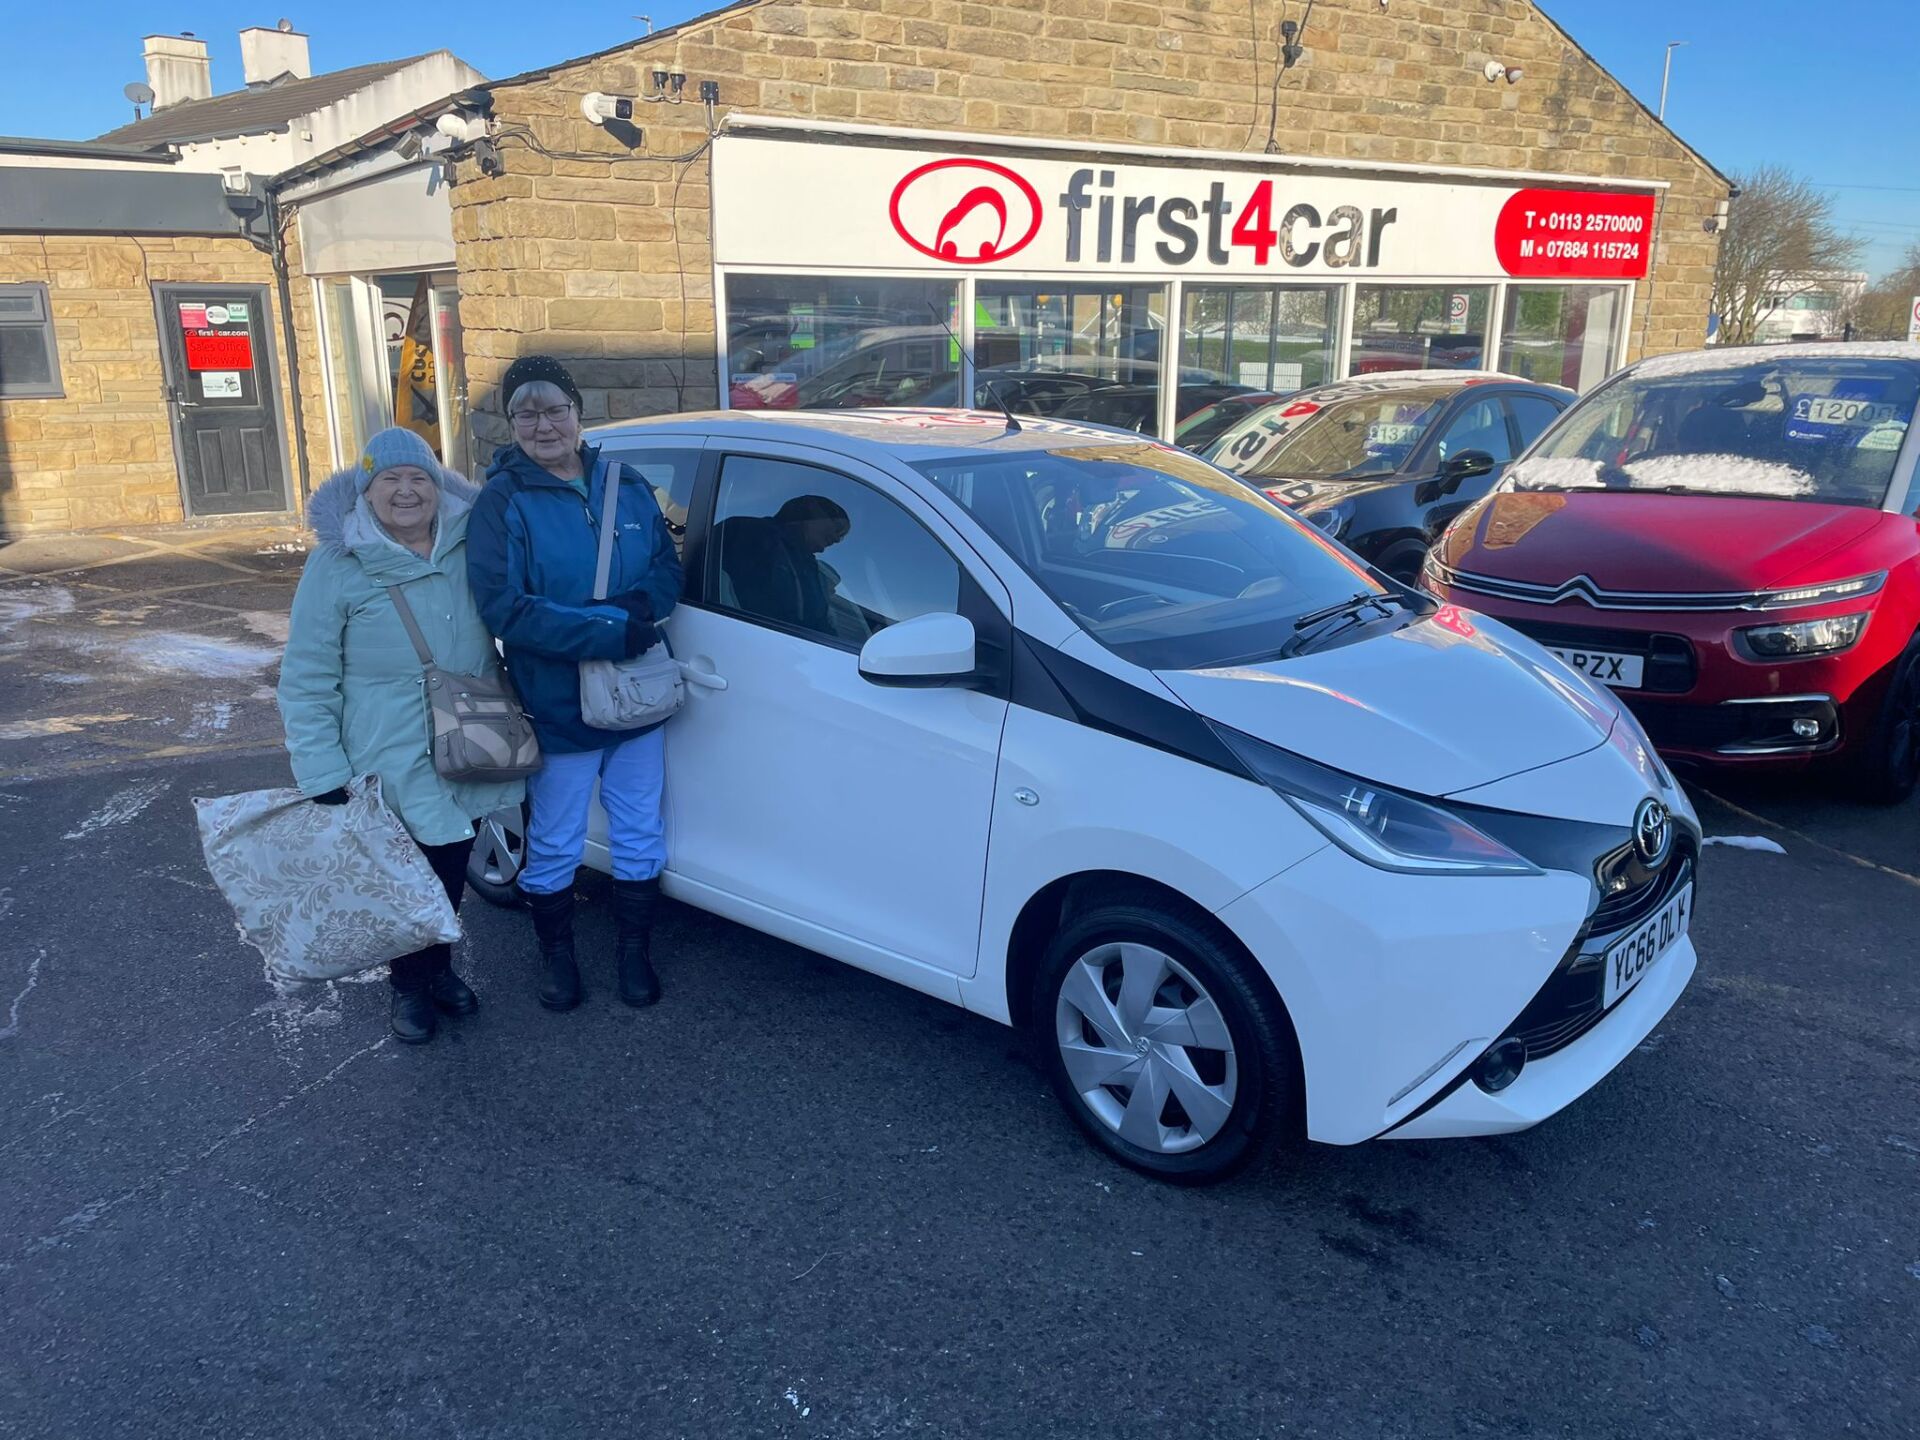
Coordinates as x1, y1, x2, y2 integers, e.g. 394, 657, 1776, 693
1785, 383, 1912, 450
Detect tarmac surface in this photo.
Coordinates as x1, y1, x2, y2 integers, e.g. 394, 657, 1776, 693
1, 527, 1915, 1439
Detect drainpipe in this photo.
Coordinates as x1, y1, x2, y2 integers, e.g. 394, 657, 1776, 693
263, 187, 313, 511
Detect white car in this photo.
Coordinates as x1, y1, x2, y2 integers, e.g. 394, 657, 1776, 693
471, 408, 1700, 1183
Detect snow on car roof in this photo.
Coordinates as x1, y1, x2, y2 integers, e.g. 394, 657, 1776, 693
588, 407, 1147, 453
1632, 342, 1920, 379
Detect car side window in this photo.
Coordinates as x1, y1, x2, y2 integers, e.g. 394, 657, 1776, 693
1505, 394, 1565, 453
709, 453, 961, 649
1433, 397, 1515, 465
601, 446, 702, 557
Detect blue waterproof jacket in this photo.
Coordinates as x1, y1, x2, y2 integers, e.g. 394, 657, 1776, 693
467, 442, 683, 754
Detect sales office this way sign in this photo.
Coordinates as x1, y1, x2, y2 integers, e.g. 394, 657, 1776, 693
712, 135, 1658, 282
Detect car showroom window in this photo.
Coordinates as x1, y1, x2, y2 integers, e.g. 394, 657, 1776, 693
725, 275, 958, 411
0, 283, 63, 399
710, 454, 961, 648
1434, 397, 1514, 464
599, 446, 702, 556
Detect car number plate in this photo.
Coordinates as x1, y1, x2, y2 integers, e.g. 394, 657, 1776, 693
1550, 646, 1644, 689
1602, 884, 1691, 1009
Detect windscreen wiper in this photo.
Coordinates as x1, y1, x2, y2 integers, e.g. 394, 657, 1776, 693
1282, 590, 1408, 657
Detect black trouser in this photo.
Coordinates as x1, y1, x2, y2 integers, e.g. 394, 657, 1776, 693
389, 833, 477, 991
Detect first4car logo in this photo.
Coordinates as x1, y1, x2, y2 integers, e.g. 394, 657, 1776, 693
890, 158, 1044, 264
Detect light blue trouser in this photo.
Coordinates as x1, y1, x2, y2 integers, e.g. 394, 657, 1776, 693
520, 728, 666, 894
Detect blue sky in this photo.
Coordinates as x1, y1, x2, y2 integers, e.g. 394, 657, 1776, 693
8, 1, 1916, 277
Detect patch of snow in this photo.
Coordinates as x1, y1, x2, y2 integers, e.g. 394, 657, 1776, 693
255, 542, 307, 555
1702, 835, 1788, 854
43, 673, 93, 685
238, 610, 291, 644
1634, 342, 1920, 379
0, 951, 44, 1041
63, 780, 169, 840
1509, 457, 1606, 490
0, 712, 134, 742
1511, 454, 1817, 498
73, 631, 280, 679
0, 583, 76, 636
185, 702, 236, 739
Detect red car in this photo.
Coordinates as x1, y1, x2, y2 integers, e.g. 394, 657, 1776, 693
1426, 344, 1920, 800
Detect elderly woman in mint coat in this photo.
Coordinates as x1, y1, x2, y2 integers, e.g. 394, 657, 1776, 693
278, 427, 524, 1044
467, 355, 683, 1015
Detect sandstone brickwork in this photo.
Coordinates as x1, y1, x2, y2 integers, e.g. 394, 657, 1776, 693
448, 0, 1728, 444
0, 235, 298, 537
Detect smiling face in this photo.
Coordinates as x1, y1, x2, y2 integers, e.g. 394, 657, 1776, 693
366, 464, 439, 540
509, 379, 583, 473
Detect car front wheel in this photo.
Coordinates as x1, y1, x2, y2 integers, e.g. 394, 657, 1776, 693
1852, 634, 1920, 805
1033, 899, 1299, 1185
467, 801, 529, 907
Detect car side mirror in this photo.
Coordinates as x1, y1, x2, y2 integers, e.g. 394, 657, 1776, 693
858, 612, 977, 687
1439, 449, 1497, 489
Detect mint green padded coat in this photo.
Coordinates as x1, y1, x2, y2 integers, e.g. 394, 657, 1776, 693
277, 466, 525, 847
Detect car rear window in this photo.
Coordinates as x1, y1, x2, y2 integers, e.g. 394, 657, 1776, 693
1206, 386, 1457, 481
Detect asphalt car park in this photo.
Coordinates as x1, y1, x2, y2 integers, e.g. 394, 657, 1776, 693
2, 529, 1916, 1438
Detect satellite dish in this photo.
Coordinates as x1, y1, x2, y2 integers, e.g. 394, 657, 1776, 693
124, 81, 155, 105
277, 17, 294, 31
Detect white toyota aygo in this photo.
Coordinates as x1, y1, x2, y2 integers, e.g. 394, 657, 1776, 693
471, 408, 1700, 1184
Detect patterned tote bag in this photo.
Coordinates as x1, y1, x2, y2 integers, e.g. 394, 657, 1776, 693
194, 775, 461, 982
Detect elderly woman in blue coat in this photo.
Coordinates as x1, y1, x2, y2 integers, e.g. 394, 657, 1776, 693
467, 356, 683, 1014
278, 427, 524, 1044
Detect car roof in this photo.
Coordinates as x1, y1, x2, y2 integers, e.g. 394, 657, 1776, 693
586, 407, 1155, 464
1630, 341, 1920, 380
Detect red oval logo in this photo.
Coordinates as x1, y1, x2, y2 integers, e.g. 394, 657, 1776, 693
889, 158, 1043, 266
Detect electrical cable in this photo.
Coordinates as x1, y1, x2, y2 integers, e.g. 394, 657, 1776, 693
1262, 0, 1314, 155
1240, 0, 1270, 151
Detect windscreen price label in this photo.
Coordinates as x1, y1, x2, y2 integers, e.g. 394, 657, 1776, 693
1494, 189, 1657, 279
1793, 397, 1899, 428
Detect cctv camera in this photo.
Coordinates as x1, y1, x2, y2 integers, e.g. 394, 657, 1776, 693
436, 111, 485, 142
580, 91, 636, 126
1504, 66, 1524, 84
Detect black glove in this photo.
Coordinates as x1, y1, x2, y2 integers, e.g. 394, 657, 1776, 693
621, 617, 660, 659
310, 786, 350, 807
608, 590, 655, 625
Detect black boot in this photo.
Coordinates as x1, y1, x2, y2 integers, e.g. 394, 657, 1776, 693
389, 957, 437, 1044
613, 877, 661, 1008
427, 947, 479, 1016
524, 886, 581, 1011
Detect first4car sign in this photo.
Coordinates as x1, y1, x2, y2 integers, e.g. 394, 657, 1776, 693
713, 135, 1659, 280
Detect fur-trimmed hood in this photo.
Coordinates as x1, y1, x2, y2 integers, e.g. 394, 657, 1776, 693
307, 463, 481, 568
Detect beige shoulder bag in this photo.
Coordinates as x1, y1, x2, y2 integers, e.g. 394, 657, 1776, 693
386, 584, 542, 782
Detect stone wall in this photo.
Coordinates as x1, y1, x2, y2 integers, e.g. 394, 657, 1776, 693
448, 0, 1729, 438
0, 234, 298, 537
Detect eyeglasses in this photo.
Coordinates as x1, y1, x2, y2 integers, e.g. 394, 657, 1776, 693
510, 403, 575, 430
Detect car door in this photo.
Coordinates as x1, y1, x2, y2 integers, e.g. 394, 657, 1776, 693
1417, 393, 1520, 541
663, 440, 1013, 989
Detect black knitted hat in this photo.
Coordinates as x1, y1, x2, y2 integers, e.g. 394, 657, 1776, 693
501, 354, 584, 412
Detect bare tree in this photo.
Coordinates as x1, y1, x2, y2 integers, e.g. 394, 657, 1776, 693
1711, 166, 1864, 346
1844, 243, 1920, 341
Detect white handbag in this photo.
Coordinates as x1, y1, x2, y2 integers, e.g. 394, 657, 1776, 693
579, 459, 685, 731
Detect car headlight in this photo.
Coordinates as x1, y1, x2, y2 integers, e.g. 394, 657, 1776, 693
1738, 612, 1868, 657
1752, 573, 1885, 610
1213, 726, 1541, 876
1305, 500, 1355, 540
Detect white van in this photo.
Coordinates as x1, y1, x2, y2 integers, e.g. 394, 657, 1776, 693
471, 409, 1698, 1183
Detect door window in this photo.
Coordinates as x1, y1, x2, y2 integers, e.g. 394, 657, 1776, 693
600, 446, 702, 558
1433, 397, 1514, 465
710, 454, 960, 648
1506, 393, 1565, 452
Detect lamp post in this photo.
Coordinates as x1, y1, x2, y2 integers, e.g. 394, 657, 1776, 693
1659, 41, 1688, 121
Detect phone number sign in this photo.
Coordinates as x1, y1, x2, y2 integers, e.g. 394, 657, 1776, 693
1494, 189, 1657, 280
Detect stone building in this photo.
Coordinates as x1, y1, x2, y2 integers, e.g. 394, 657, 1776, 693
438, 0, 1730, 455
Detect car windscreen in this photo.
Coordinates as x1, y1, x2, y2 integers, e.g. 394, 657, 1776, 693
912, 442, 1385, 670
1204, 387, 1455, 481
1507, 357, 1920, 507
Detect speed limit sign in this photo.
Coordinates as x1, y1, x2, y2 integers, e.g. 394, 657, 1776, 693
1908, 296, 1920, 343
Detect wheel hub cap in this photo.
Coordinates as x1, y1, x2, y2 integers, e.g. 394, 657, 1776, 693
1054, 942, 1239, 1155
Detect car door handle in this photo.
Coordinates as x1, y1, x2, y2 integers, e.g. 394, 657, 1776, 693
680, 660, 728, 691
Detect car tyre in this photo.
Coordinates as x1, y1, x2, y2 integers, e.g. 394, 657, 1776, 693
1850, 633, 1920, 805
1032, 898, 1300, 1185
467, 801, 530, 907
1376, 541, 1430, 587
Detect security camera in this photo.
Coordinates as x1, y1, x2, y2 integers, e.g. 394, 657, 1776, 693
580, 91, 636, 125
435, 111, 485, 142
1504, 66, 1524, 84
1483, 60, 1523, 84
472, 137, 503, 178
